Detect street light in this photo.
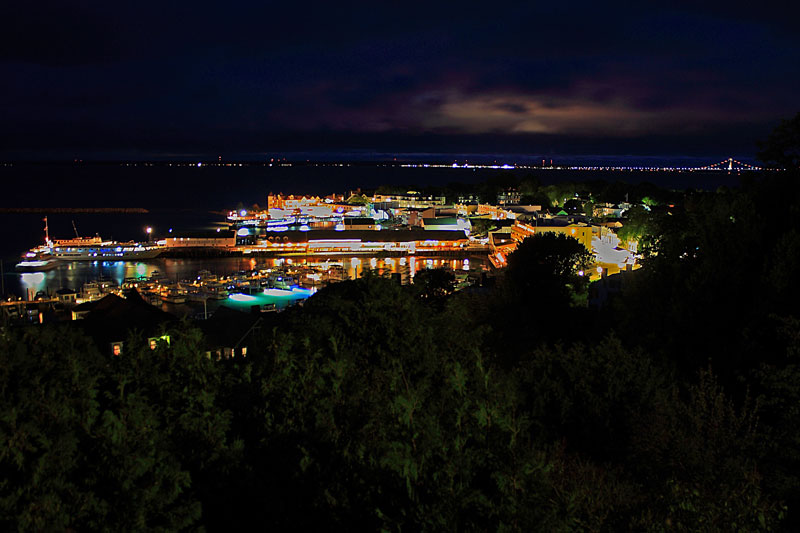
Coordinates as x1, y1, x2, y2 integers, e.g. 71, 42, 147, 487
146, 227, 152, 242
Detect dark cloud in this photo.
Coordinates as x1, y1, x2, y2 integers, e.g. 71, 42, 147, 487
0, 1, 797, 159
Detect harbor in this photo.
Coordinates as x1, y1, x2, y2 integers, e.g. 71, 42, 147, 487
1, 254, 486, 324
1, 187, 638, 325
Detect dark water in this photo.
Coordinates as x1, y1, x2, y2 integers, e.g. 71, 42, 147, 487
0, 162, 748, 297
0, 210, 226, 265
0, 162, 749, 210
3, 255, 484, 302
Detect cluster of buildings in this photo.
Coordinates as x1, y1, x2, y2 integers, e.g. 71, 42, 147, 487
4, 186, 651, 356
157, 190, 640, 278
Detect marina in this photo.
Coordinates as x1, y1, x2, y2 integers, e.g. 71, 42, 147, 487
1, 254, 486, 323
13, 217, 165, 272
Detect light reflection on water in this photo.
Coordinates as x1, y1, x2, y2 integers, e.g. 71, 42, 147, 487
5, 255, 488, 299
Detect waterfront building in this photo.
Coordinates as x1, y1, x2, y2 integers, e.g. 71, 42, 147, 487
165, 231, 237, 248
372, 192, 447, 209
267, 193, 324, 210
422, 217, 472, 233
455, 202, 480, 216
488, 229, 517, 267
253, 228, 471, 255
497, 188, 522, 206
342, 217, 379, 230
476, 204, 515, 220
55, 288, 78, 305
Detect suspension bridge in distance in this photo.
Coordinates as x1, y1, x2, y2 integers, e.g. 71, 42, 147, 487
401, 157, 766, 172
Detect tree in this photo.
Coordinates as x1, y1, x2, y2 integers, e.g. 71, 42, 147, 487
631, 369, 782, 531
0, 326, 226, 530
412, 268, 455, 306
757, 112, 800, 169
616, 205, 657, 253
241, 276, 571, 530
468, 218, 497, 236
563, 198, 584, 214
504, 232, 593, 307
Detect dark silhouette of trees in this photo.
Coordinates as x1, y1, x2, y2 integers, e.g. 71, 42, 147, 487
758, 112, 800, 169
504, 232, 593, 308
4, 116, 800, 530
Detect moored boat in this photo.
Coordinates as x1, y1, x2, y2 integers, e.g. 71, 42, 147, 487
161, 286, 187, 304
51, 239, 164, 261
15, 248, 60, 272
16, 218, 61, 271
20, 217, 165, 263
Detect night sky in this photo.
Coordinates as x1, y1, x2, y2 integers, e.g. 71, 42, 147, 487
2, 2, 798, 160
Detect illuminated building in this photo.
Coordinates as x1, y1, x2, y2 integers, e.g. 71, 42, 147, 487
253, 229, 470, 255
497, 188, 521, 206
372, 192, 446, 208
476, 204, 515, 220
165, 231, 237, 248
510, 219, 593, 250
422, 217, 472, 233
342, 217, 379, 230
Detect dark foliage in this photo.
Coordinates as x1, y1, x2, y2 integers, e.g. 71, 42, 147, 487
3, 120, 800, 530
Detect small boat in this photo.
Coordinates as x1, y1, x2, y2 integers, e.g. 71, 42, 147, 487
161, 287, 187, 304
15, 255, 59, 272
197, 269, 217, 282
16, 218, 60, 271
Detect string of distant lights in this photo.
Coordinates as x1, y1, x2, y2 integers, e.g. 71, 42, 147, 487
401, 156, 766, 172
697, 157, 762, 171
120, 157, 769, 171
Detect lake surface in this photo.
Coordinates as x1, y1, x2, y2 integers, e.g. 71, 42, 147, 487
2, 255, 485, 307
0, 162, 749, 210
0, 162, 749, 299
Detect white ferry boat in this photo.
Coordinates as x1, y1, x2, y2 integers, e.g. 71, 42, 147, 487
50, 236, 164, 261
20, 218, 165, 263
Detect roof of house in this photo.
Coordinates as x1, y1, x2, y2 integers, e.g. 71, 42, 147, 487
422, 217, 462, 226
266, 229, 468, 243
56, 288, 78, 295
198, 306, 261, 349
168, 230, 236, 239
73, 290, 175, 344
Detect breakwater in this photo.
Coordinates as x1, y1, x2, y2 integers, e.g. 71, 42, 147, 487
0, 208, 149, 214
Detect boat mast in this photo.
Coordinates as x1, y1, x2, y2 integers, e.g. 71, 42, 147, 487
44, 216, 51, 244
72, 220, 80, 238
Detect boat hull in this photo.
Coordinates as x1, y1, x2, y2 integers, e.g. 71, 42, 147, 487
15, 259, 60, 272
51, 248, 164, 261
